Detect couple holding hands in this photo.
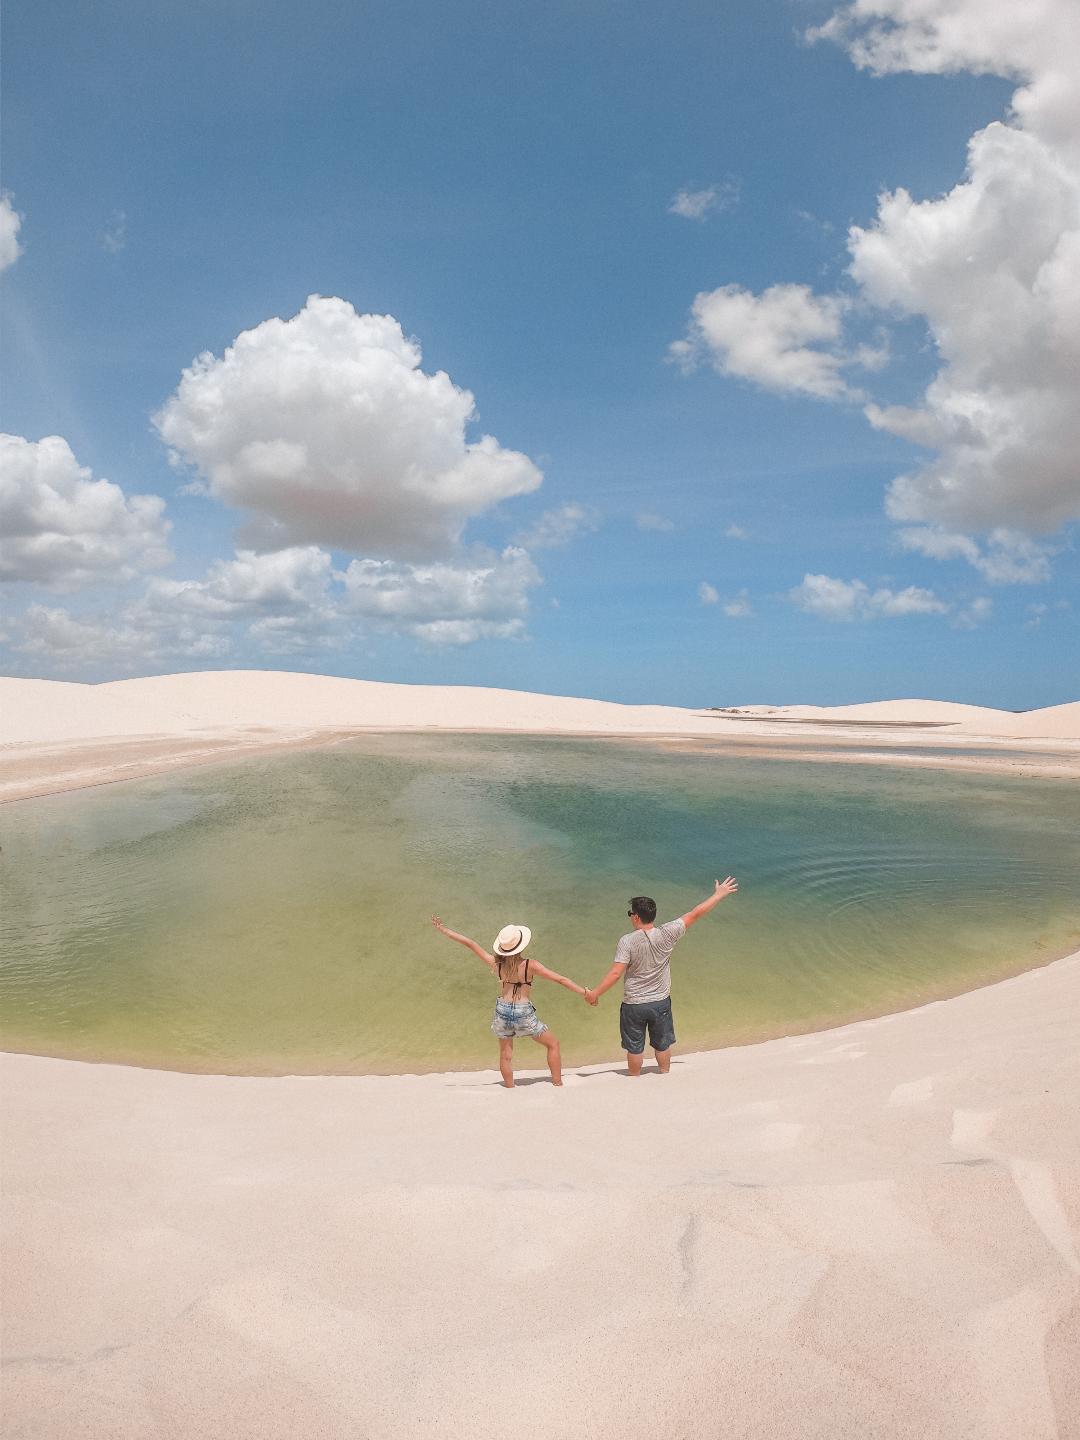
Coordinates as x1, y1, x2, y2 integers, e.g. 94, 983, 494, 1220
432, 875, 738, 1087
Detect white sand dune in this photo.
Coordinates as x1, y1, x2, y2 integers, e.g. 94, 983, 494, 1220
4, 953, 1078, 1439
2, 671, 1077, 803
2, 669, 1078, 746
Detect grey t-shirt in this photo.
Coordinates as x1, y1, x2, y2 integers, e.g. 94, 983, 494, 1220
614, 918, 686, 1003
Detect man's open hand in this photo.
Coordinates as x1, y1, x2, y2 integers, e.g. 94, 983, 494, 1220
714, 876, 738, 899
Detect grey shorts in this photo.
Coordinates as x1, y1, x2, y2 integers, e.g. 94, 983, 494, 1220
491, 999, 548, 1039
620, 997, 676, 1054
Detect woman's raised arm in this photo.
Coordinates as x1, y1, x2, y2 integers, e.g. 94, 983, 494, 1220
431, 916, 497, 972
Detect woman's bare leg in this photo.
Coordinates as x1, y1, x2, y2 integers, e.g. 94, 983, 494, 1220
533, 1030, 562, 1086
498, 1038, 515, 1088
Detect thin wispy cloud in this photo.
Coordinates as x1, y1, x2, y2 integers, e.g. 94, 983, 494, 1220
723, 590, 753, 618
513, 502, 599, 550
101, 210, 127, 253
636, 512, 675, 533
668, 178, 740, 222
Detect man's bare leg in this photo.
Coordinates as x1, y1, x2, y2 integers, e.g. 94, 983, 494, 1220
534, 1030, 563, 1085
626, 1052, 644, 1077
654, 1047, 672, 1075
499, 1038, 515, 1088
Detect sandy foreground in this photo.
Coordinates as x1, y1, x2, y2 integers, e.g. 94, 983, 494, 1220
2, 953, 1079, 1440
2, 670, 1080, 802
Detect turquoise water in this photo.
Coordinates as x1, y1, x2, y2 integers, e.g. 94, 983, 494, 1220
1, 734, 1078, 1074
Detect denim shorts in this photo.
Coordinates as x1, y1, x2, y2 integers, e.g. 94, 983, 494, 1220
491, 999, 548, 1039
620, 997, 676, 1054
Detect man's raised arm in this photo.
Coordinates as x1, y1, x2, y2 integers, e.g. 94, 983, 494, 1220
680, 876, 738, 929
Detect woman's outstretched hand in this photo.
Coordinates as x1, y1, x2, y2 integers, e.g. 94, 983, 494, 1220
431, 915, 448, 933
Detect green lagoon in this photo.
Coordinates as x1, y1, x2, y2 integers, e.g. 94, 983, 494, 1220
2, 734, 1078, 1074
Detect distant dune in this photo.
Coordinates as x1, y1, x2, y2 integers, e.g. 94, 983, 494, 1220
2, 670, 1078, 746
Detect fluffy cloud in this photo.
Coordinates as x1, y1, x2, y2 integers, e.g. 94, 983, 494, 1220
513, 502, 599, 550
0, 193, 23, 271
723, 590, 753, 618
155, 295, 542, 560
853, 121, 1080, 535
14, 603, 229, 675
670, 284, 855, 399
698, 581, 719, 605
790, 572, 949, 620
835, 0, 1080, 542
342, 546, 540, 645
674, 2, 1080, 580
810, 0, 1080, 151
148, 545, 335, 620
0, 434, 172, 588
725, 524, 749, 540
4, 538, 547, 675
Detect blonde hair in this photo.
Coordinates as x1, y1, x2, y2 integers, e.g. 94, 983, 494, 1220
496, 954, 529, 987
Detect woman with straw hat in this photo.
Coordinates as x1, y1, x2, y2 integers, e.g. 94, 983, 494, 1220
431, 915, 592, 1087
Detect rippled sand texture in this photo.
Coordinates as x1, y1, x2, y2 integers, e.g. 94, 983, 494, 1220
3, 953, 1078, 1439
2, 734, 1078, 1073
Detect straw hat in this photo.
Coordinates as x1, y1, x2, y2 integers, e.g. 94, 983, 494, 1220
492, 923, 531, 957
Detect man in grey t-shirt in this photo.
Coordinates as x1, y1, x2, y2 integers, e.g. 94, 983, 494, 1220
585, 877, 738, 1075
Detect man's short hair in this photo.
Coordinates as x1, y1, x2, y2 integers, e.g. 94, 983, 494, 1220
629, 895, 657, 923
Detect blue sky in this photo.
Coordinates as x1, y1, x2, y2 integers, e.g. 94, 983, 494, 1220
2, 0, 1077, 707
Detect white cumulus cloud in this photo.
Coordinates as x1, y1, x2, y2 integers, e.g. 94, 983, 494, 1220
0, 433, 172, 589
13, 603, 229, 675
790, 572, 949, 621
670, 283, 855, 400
674, 2, 1080, 582
698, 581, 720, 605
342, 545, 541, 645
155, 295, 542, 560
0, 193, 23, 271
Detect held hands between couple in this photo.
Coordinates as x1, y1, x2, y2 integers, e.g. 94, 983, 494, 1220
581, 989, 599, 1006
